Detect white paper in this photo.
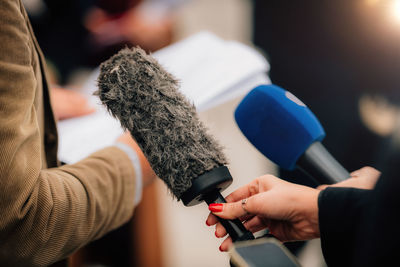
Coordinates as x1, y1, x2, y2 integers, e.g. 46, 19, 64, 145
154, 31, 270, 110
57, 31, 270, 164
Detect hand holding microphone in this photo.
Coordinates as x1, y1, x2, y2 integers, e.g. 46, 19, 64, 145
206, 84, 381, 260
207, 166, 380, 253
207, 174, 321, 251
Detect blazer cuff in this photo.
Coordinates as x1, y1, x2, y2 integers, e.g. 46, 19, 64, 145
114, 142, 143, 206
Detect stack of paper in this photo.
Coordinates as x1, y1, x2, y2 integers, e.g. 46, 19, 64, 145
57, 31, 270, 164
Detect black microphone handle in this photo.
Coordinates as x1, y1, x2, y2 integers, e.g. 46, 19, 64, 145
204, 190, 255, 242
297, 142, 350, 185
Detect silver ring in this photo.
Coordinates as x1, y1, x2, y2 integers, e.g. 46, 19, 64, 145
241, 198, 249, 214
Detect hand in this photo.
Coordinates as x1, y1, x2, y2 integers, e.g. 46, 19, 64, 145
50, 87, 95, 120
206, 175, 320, 251
317, 166, 380, 190
84, 6, 172, 51
119, 7, 172, 51
117, 132, 157, 187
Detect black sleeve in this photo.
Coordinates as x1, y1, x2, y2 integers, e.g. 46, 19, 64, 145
351, 170, 400, 267
319, 164, 400, 267
318, 187, 373, 266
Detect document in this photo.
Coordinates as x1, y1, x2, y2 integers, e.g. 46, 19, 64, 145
57, 31, 270, 164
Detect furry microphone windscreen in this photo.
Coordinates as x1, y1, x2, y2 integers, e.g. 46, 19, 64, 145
96, 47, 228, 199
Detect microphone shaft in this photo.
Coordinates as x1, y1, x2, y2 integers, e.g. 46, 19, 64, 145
204, 190, 255, 242
297, 142, 350, 184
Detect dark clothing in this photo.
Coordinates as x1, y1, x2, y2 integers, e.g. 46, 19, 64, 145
0, 1, 138, 265
319, 187, 373, 266
319, 157, 400, 266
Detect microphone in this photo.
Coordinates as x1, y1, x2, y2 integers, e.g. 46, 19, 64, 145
235, 84, 349, 185
95, 47, 254, 242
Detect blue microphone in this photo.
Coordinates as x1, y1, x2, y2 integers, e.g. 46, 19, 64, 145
235, 84, 349, 184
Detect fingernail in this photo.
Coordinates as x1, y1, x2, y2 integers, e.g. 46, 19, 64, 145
206, 220, 210, 226
215, 231, 219, 238
219, 245, 223, 252
209, 203, 223, 212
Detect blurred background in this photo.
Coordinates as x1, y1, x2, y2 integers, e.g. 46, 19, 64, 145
23, 0, 400, 266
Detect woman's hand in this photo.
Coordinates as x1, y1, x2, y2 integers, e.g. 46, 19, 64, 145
206, 175, 320, 251
50, 87, 95, 120
317, 166, 380, 190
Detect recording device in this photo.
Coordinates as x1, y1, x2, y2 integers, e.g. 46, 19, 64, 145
96, 47, 254, 242
235, 84, 350, 185
229, 238, 301, 267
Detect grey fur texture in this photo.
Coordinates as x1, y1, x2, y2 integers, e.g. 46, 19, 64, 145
95, 47, 227, 199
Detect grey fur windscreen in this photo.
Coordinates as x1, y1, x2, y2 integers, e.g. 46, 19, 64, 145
95, 47, 228, 199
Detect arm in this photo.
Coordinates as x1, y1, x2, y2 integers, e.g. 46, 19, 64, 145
206, 168, 378, 255
0, 1, 152, 265
318, 187, 373, 266
351, 153, 400, 267
320, 163, 398, 267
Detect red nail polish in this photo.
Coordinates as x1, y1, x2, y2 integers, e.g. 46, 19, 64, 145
206, 220, 210, 226
209, 203, 223, 212
219, 245, 223, 252
215, 231, 219, 238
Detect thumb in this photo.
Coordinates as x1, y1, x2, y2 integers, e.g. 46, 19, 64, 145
208, 197, 256, 220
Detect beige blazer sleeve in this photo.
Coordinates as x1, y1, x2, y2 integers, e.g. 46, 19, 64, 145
0, 1, 137, 266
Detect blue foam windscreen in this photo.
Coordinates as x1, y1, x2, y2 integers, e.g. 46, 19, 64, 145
235, 84, 325, 170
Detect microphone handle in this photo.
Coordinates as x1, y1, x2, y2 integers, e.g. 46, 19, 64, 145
297, 142, 350, 185
204, 190, 255, 242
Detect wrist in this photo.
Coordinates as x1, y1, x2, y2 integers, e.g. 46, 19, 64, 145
308, 189, 320, 238
296, 186, 320, 239
117, 133, 156, 187
114, 142, 143, 206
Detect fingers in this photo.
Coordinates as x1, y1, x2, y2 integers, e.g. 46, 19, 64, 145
224, 175, 277, 203
206, 213, 219, 227
219, 236, 233, 252
215, 222, 228, 238
206, 177, 267, 226
318, 166, 381, 190
333, 177, 376, 190
66, 104, 95, 119
209, 175, 279, 220
213, 213, 257, 237
350, 166, 381, 179
51, 87, 95, 120
209, 197, 257, 220
215, 217, 268, 252
243, 216, 268, 233
224, 180, 259, 203
216, 216, 266, 237
207, 211, 254, 227
206, 175, 282, 252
